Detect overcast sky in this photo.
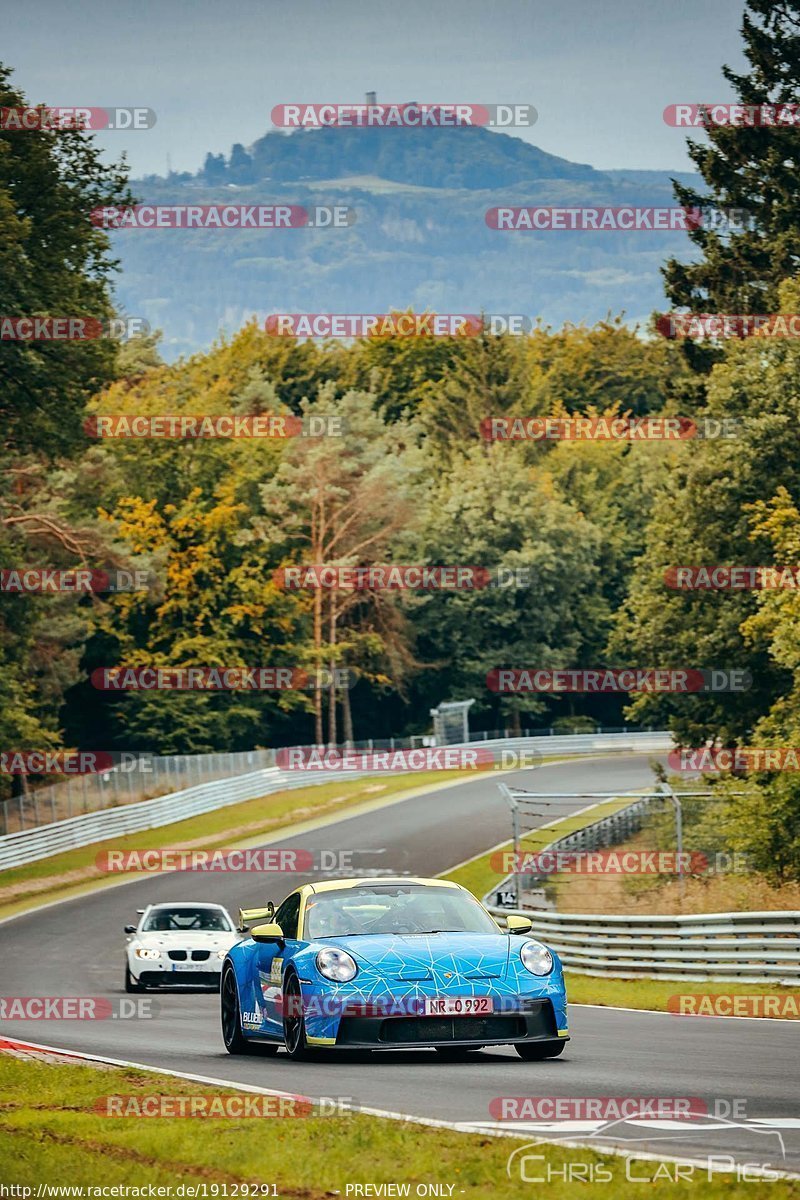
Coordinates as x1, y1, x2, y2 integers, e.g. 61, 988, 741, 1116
3, 0, 746, 178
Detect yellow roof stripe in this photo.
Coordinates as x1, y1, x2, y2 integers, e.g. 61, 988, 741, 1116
307, 876, 460, 894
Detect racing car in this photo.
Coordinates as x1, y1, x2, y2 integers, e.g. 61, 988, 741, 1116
220, 877, 568, 1059
125, 902, 239, 991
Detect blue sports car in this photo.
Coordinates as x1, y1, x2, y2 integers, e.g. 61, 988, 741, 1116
220, 876, 569, 1060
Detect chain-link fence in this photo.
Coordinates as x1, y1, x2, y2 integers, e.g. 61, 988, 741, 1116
1, 725, 663, 836
0, 751, 274, 835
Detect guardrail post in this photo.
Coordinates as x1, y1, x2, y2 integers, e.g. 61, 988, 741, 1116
657, 782, 685, 902
499, 783, 522, 908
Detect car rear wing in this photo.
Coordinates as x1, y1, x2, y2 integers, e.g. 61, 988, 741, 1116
238, 903, 275, 932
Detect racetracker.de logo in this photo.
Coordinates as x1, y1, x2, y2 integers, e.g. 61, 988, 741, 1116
273, 565, 491, 591
656, 313, 800, 339
0, 997, 156, 1019
480, 416, 697, 442
667, 994, 800, 1018
83, 414, 344, 438
490, 849, 714, 875
266, 313, 482, 337
663, 103, 800, 127
0, 106, 156, 131
0, 568, 151, 593
485, 206, 753, 232
486, 668, 751, 693
271, 102, 536, 128
490, 1097, 708, 1120
265, 314, 535, 338
275, 746, 494, 771
664, 566, 800, 590
90, 666, 353, 691
669, 747, 800, 772
90, 205, 354, 229
0, 750, 115, 775
96, 848, 358, 872
483, 416, 740, 442
95, 1094, 317, 1118
0, 316, 150, 341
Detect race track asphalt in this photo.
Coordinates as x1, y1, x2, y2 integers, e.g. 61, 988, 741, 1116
1, 754, 797, 1175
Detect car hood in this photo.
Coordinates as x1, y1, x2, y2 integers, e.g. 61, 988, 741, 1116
324, 933, 512, 980
135, 931, 236, 948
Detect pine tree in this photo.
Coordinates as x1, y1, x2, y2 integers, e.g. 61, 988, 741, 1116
664, 1, 800, 314
0, 62, 134, 456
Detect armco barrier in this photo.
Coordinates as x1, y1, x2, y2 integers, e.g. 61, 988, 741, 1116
488, 904, 800, 984
485, 791, 800, 984
0, 731, 670, 871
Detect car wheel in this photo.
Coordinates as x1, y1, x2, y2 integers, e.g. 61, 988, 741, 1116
435, 1046, 482, 1060
220, 964, 258, 1054
515, 1040, 566, 1061
125, 964, 143, 994
282, 973, 313, 1060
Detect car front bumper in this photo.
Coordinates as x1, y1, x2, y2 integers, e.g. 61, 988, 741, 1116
131, 956, 224, 988
297, 973, 569, 1048
331, 997, 565, 1049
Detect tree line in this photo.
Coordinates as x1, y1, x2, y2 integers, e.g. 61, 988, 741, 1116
1, 1, 799, 877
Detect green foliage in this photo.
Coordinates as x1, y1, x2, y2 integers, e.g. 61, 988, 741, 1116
0, 62, 133, 456
664, 1, 800, 313
526, 319, 689, 418
409, 442, 608, 728
0, 62, 135, 785
612, 280, 800, 746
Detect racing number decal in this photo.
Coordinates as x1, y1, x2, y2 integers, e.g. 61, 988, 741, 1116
270, 957, 283, 985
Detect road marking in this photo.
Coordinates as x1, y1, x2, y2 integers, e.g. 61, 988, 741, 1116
1, 1035, 797, 1180
467, 1118, 800, 1132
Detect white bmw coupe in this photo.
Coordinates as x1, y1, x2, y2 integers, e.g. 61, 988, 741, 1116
125, 902, 239, 991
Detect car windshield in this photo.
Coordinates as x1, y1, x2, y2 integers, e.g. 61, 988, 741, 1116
141, 906, 233, 932
304, 885, 499, 939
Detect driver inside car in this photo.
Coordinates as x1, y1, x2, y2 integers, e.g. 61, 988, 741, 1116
306, 898, 359, 937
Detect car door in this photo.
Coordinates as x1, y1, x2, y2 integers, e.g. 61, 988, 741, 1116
255, 890, 302, 1034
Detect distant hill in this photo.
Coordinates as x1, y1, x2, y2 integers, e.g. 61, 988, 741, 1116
111, 126, 701, 358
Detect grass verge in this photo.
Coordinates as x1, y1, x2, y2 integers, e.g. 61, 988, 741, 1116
547, 825, 800, 915
564, 972, 800, 1017
0, 1052, 794, 1195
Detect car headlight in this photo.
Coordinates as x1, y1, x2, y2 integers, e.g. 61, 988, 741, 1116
134, 947, 161, 960
316, 947, 358, 982
520, 941, 553, 976
216, 950, 227, 960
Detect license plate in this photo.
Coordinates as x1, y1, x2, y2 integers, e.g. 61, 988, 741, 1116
171, 962, 205, 972
423, 996, 493, 1016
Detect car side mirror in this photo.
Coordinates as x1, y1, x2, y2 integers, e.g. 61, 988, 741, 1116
250, 922, 284, 944
506, 915, 533, 935
124, 925, 136, 934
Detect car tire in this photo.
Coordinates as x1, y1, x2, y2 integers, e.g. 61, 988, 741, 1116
515, 1040, 566, 1061
125, 964, 143, 993
282, 972, 314, 1060
435, 1046, 482, 1060
221, 963, 259, 1054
